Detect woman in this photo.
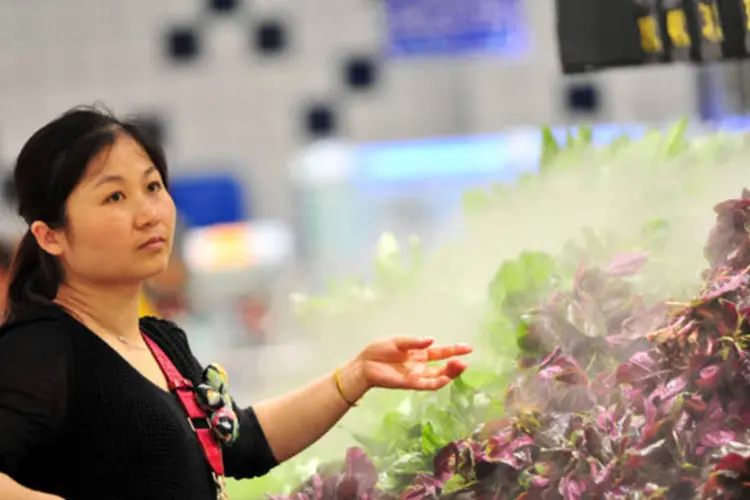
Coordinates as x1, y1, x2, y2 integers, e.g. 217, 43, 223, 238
0, 106, 472, 500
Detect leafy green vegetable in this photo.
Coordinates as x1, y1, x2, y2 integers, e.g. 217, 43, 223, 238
233, 120, 750, 499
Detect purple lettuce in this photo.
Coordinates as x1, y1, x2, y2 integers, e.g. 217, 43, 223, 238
268, 448, 393, 500
272, 190, 750, 499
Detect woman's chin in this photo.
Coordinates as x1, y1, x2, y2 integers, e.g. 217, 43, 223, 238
138, 260, 172, 281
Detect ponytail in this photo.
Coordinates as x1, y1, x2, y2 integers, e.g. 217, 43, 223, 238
6, 230, 63, 322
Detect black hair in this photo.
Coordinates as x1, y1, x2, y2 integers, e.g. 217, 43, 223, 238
6, 104, 169, 322
0, 239, 13, 271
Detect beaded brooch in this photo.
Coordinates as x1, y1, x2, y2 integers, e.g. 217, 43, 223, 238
194, 363, 240, 446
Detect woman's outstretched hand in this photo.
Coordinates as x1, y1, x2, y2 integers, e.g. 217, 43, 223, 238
353, 337, 473, 394
254, 337, 473, 462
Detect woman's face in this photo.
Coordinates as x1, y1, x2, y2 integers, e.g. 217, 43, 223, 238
51, 133, 176, 287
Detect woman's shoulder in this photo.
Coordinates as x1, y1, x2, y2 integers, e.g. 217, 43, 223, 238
0, 303, 74, 344
139, 316, 189, 350
139, 316, 202, 377
0, 303, 74, 365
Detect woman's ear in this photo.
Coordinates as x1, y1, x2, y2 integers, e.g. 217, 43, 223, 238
30, 221, 64, 257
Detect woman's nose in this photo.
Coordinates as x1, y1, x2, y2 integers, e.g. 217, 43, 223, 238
134, 196, 159, 229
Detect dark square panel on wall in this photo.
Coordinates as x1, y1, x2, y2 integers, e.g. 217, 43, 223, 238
209, 0, 240, 14
167, 27, 200, 62
254, 19, 288, 55
344, 55, 378, 90
565, 82, 600, 114
304, 103, 336, 138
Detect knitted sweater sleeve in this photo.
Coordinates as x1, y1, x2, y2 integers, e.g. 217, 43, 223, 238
142, 317, 279, 480
0, 319, 70, 477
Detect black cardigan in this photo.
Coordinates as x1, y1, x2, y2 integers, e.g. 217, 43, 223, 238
0, 303, 277, 500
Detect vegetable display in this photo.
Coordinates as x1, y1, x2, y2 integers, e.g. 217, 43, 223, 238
227, 123, 750, 499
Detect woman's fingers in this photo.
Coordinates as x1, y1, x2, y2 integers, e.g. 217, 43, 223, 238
393, 337, 472, 359
394, 336, 435, 351
374, 338, 472, 392
410, 375, 453, 391
404, 358, 468, 380
444, 358, 468, 378
421, 343, 473, 361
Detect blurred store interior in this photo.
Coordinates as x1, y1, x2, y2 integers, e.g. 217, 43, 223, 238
2, 0, 750, 403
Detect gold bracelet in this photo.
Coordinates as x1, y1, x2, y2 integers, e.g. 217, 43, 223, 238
333, 367, 358, 407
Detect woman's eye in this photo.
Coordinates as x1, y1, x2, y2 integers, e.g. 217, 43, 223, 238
106, 192, 124, 203
148, 181, 163, 192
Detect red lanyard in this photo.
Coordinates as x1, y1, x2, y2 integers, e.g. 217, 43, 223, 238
142, 334, 226, 479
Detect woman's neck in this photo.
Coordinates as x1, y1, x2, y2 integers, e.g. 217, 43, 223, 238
54, 281, 143, 341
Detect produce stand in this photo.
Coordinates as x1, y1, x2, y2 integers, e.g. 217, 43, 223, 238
243, 121, 750, 499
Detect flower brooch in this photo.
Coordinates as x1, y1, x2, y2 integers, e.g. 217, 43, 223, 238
194, 363, 240, 446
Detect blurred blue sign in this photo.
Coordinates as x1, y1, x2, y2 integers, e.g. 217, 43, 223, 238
352, 124, 654, 186
385, 0, 528, 57
170, 173, 247, 228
